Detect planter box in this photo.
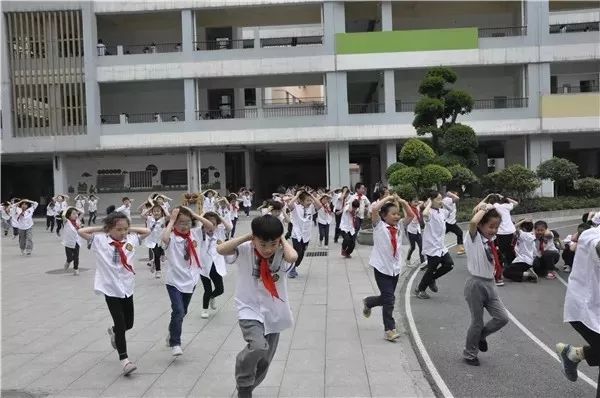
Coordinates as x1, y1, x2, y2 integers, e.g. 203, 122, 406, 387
357, 228, 374, 245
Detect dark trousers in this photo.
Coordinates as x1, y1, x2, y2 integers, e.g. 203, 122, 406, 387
292, 238, 309, 268
166, 284, 194, 347
496, 233, 515, 266
46, 215, 55, 231
55, 216, 63, 235
562, 246, 575, 267
417, 252, 454, 292
364, 268, 399, 331
65, 243, 80, 269
200, 264, 224, 309
152, 245, 164, 271
312, 213, 318, 226
244, 206, 250, 216
445, 223, 464, 245
12, 226, 18, 237
88, 211, 97, 225
407, 232, 425, 263
533, 252, 559, 276
285, 222, 293, 240
334, 213, 342, 243
503, 262, 530, 282
231, 217, 238, 238
570, 321, 600, 398
318, 223, 330, 246
105, 295, 134, 360
341, 231, 356, 255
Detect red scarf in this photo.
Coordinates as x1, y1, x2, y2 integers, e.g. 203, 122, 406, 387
410, 205, 422, 224
488, 240, 503, 279
110, 240, 135, 274
387, 225, 398, 257
538, 239, 544, 254
173, 229, 201, 268
254, 249, 281, 300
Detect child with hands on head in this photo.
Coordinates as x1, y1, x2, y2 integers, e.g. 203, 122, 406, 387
62, 207, 83, 275
143, 202, 168, 278
287, 190, 322, 278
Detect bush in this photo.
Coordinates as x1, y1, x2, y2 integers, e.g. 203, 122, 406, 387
447, 165, 478, 192
482, 165, 540, 200
385, 162, 405, 180
574, 178, 600, 198
391, 184, 417, 201
421, 164, 452, 189
389, 166, 421, 188
399, 139, 435, 167
536, 157, 579, 183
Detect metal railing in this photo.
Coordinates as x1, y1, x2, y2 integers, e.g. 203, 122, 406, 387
100, 114, 120, 124
263, 96, 325, 105
101, 42, 182, 56
478, 26, 527, 38
550, 22, 600, 34
263, 104, 327, 117
100, 112, 184, 124
552, 85, 600, 94
260, 35, 323, 48
395, 97, 529, 112
197, 108, 258, 120
348, 103, 385, 114
194, 39, 254, 51
395, 101, 418, 113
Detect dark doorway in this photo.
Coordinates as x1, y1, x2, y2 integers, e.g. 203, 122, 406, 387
1, 161, 53, 216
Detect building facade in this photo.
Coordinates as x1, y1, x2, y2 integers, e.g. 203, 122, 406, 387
1, 0, 599, 205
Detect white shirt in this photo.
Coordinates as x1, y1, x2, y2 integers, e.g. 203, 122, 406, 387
199, 231, 227, 278
370, 221, 405, 276
348, 193, 370, 219
88, 199, 98, 212
160, 202, 170, 215
564, 226, 600, 334
1, 207, 10, 221
144, 216, 165, 249
217, 206, 231, 223
75, 199, 86, 215
422, 208, 449, 257
91, 233, 141, 298
339, 206, 357, 235
494, 203, 516, 235
46, 204, 56, 217
115, 204, 131, 220
406, 207, 421, 235
62, 219, 82, 249
15, 202, 38, 230
164, 228, 203, 293
226, 241, 294, 334
203, 197, 216, 213
442, 197, 457, 225
290, 204, 315, 242
332, 193, 345, 212
534, 235, 558, 257
230, 203, 239, 218
513, 231, 536, 266
242, 195, 252, 207
317, 207, 333, 225
464, 231, 496, 279
54, 201, 67, 217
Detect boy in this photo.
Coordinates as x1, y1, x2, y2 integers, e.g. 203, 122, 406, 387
533, 220, 559, 280
217, 215, 298, 398
562, 223, 591, 272
348, 183, 370, 233
288, 190, 322, 278
443, 191, 464, 255
116, 197, 132, 220
503, 219, 538, 283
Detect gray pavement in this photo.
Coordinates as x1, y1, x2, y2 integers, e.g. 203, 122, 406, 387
1, 215, 434, 398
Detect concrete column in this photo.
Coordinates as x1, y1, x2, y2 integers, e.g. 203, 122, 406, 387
81, 3, 101, 143
198, 87, 208, 115
326, 72, 348, 123
380, 140, 397, 183
384, 70, 395, 114
181, 10, 193, 53
328, 141, 350, 188
527, 63, 550, 117
322, 2, 345, 53
381, 1, 393, 31
527, 135, 554, 197
53, 155, 68, 196
526, 0, 550, 45
255, 87, 264, 118
187, 148, 201, 192
244, 150, 254, 189
253, 27, 261, 49
504, 136, 527, 167
184, 79, 196, 122
0, 13, 13, 138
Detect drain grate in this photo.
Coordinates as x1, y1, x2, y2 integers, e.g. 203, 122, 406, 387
305, 251, 328, 257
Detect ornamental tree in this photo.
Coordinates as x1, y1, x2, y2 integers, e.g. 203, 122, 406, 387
536, 157, 579, 195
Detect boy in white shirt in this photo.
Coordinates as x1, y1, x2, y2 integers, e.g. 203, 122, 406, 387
15, 199, 38, 255
442, 191, 464, 255
46, 199, 56, 232
287, 190, 322, 278
532, 220, 559, 280
87, 195, 99, 225
317, 194, 333, 249
332, 187, 349, 243
502, 219, 538, 283
241, 191, 252, 217
217, 215, 298, 398
115, 197, 132, 220
53, 194, 69, 236
74, 194, 87, 223
203, 190, 218, 213
62, 207, 83, 275
348, 183, 371, 233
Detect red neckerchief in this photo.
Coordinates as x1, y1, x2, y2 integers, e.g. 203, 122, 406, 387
387, 225, 398, 257
70, 219, 80, 230
110, 239, 135, 274
487, 240, 503, 279
322, 203, 332, 214
173, 229, 201, 268
538, 239, 544, 254
357, 193, 363, 201
410, 205, 422, 224
254, 249, 282, 301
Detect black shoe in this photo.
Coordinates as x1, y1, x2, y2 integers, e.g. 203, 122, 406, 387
428, 281, 438, 293
478, 338, 488, 352
237, 386, 253, 398
464, 357, 480, 366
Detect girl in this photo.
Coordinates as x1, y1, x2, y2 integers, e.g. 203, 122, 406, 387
153, 194, 172, 215
115, 197, 133, 220
161, 207, 214, 356
198, 211, 231, 319
480, 194, 518, 268
406, 197, 425, 267
502, 219, 538, 283
533, 220, 560, 280
317, 194, 333, 249
53, 195, 69, 236
62, 207, 82, 275
1, 202, 10, 237
288, 190, 322, 278
215, 200, 234, 242
333, 187, 350, 244
46, 198, 56, 232
78, 212, 150, 375
74, 194, 87, 223
362, 195, 414, 342
15, 199, 38, 255
241, 190, 252, 216
463, 204, 509, 366
203, 190, 217, 213
87, 194, 99, 225
143, 203, 167, 279
228, 193, 240, 238
340, 199, 360, 259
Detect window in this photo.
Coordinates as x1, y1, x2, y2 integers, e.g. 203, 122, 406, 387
129, 170, 153, 189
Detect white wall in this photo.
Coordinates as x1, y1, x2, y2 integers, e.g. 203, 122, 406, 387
100, 80, 184, 115
199, 151, 226, 195
242, 24, 323, 39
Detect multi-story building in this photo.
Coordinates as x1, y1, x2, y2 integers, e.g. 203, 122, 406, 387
1, 0, 599, 206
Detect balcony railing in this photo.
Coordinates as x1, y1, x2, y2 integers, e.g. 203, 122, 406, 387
478, 26, 527, 38
100, 112, 184, 124
349, 103, 385, 114
395, 97, 529, 112
550, 22, 600, 34
260, 35, 323, 48
263, 103, 327, 117
263, 97, 324, 105
552, 85, 600, 94
197, 108, 258, 120
194, 39, 254, 51
101, 42, 182, 56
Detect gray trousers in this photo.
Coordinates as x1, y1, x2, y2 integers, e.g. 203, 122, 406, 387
18, 228, 33, 252
235, 319, 280, 390
463, 276, 509, 359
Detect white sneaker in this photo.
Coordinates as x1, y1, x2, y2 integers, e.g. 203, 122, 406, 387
201, 311, 209, 319
74, 269, 79, 276
155, 271, 161, 279
64, 261, 70, 271
122, 361, 137, 376
563, 265, 571, 273
209, 298, 217, 310
171, 345, 183, 356
324, 245, 329, 250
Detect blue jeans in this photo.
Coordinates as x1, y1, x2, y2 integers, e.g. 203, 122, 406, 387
167, 284, 194, 347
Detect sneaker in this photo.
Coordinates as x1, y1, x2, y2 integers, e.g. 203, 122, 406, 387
478, 338, 488, 352
362, 298, 371, 318
495, 279, 505, 286
463, 357, 480, 366
556, 343, 579, 382
415, 289, 430, 299
384, 329, 400, 342
428, 281, 438, 293
122, 361, 137, 376
209, 297, 217, 310
201, 311, 209, 319
545, 272, 557, 280
563, 265, 571, 273
456, 246, 465, 255
146, 261, 152, 268
107, 327, 116, 349
341, 249, 347, 257
26, 252, 31, 256
74, 269, 79, 276
324, 245, 329, 250
155, 271, 161, 279
21, 250, 25, 255
288, 268, 298, 279
64, 261, 70, 271
237, 386, 253, 398
523, 271, 538, 283
528, 267, 539, 280
171, 345, 183, 356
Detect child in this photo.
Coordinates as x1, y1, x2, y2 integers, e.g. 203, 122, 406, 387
62, 207, 82, 275
74, 194, 87, 223
317, 194, 333, 249
154, 194, 172, 215
332, 187, 349, 244
462, 204, 509, 366
216, 197, 233, 239
77, 212, 150, 375
266, 201, 290, 230
216, 215, 298, 398
533, 220, 559, 280
143, 203, 167, 278
203, 190, 217, 213
53, 195, 68, 236
340, 199, 360, 258
241, 190, 252, 217
161, 207, 214, 356
502, 219, 538, 283
115, 197, 132, 220
46, 198, 56, 232
349, 183, 371, 233
562, 223, 592, 272
87, 195, 99, 225
443, 191, 464, 255
228, 193, 240, 237
555, 225, 599, 390
406, 197, 425, 266
288, 190, 322, 278
1, 202, 12, 236
15, 199, 38, 255
492, 194, 519, 267
362, 195, 414, 342
198, 211, 231, 319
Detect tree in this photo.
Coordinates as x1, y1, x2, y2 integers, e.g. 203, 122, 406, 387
536, 157, 579, 195
447, 164, 479, 192
574, 177, 600, 198
490, 165, 541, 200
421, 164, 452, 189
385, 162, 406, 180
389, 166, 422, 192
399, 138, 435, 166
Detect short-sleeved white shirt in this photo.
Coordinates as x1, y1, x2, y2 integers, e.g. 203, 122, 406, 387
115, 204, 131, 220
15, 202, 38, 230
513, 231, 536, 266
75, 199, 86, 215
406, 208, 421, 235
88, 199, 98, 212
1, 207, 10, 221
422, 208, 449, 257
230, 203, 239, 218
217, 207, 231, 223
442, 197, 457, 225
242, 195, 252, 207
369, 221, 405, 276
317, 207, 333, 225
203, 197, 216, 213
62, 220, 81, 249
54, 201, 67, 217
339, 207, 356, 235
46, 205, 56, 217
564, 227, 600, 334
332, 193, 345, 212
348, 194, 371, 219
464, 231, 495, 279
199, 231, 227, 278
290, 204, 314, 243
91, 233, 141, 298
164, 228, 203, 294
144, 216, 165, 248
494, 203, 516, 235
226, 241, 294, 334
534, 236, 558, 257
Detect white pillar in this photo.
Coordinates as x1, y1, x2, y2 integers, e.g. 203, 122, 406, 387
81, 3, 100, 140
528, 135, 554, 197
381, 1, 393, 31
322, 2, 345, 53
255, 87, 263, 118
380, 140, 397, 183
187, 148, 201, 193
384, 70, 395, 114
0, 12, 13, 138
184, 79, 196, 122
181, 10, 193, 53
328, 142, 350, 188
244, 150, 254, 189
253, 27, 260, 49
53, 155, 68, 196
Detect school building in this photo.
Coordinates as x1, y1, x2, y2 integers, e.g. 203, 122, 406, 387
1, 0, 599, 206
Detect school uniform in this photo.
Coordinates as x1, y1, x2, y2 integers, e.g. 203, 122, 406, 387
339, 205, 358, 255
15, 202, 38, 254
364, 221, 406, 332
503, 230, 536, 282
164, 227, 203, 347
2, 207, 12, 236
348, 193, 371, 232
144, 216, 166, 272
89, 232, 141, 361
463, 231, 509, 360
115, 204, 131, 220
217, 206, 232, 239
75, 199, 86, 221
46, 203, 56, 231
241, 195, 252, 216
417, 208, 454, 292
225, 241, 294, 394
561, 234, 576, 268
203, 197, 216, 213
62, 219, 81, 270
406, 206, 425, 264
290, 203, 315, 271
493, 203, 516, 266
87, 199, 98, 225
443, 197, 463, 246
9, 205, 19, 237
54, 201, 67, 235
533, 234, 559, 276
199, 231, 226, 310
317, 206, 333, 246
230, 202, 239, 237
332, 193, 345, 243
